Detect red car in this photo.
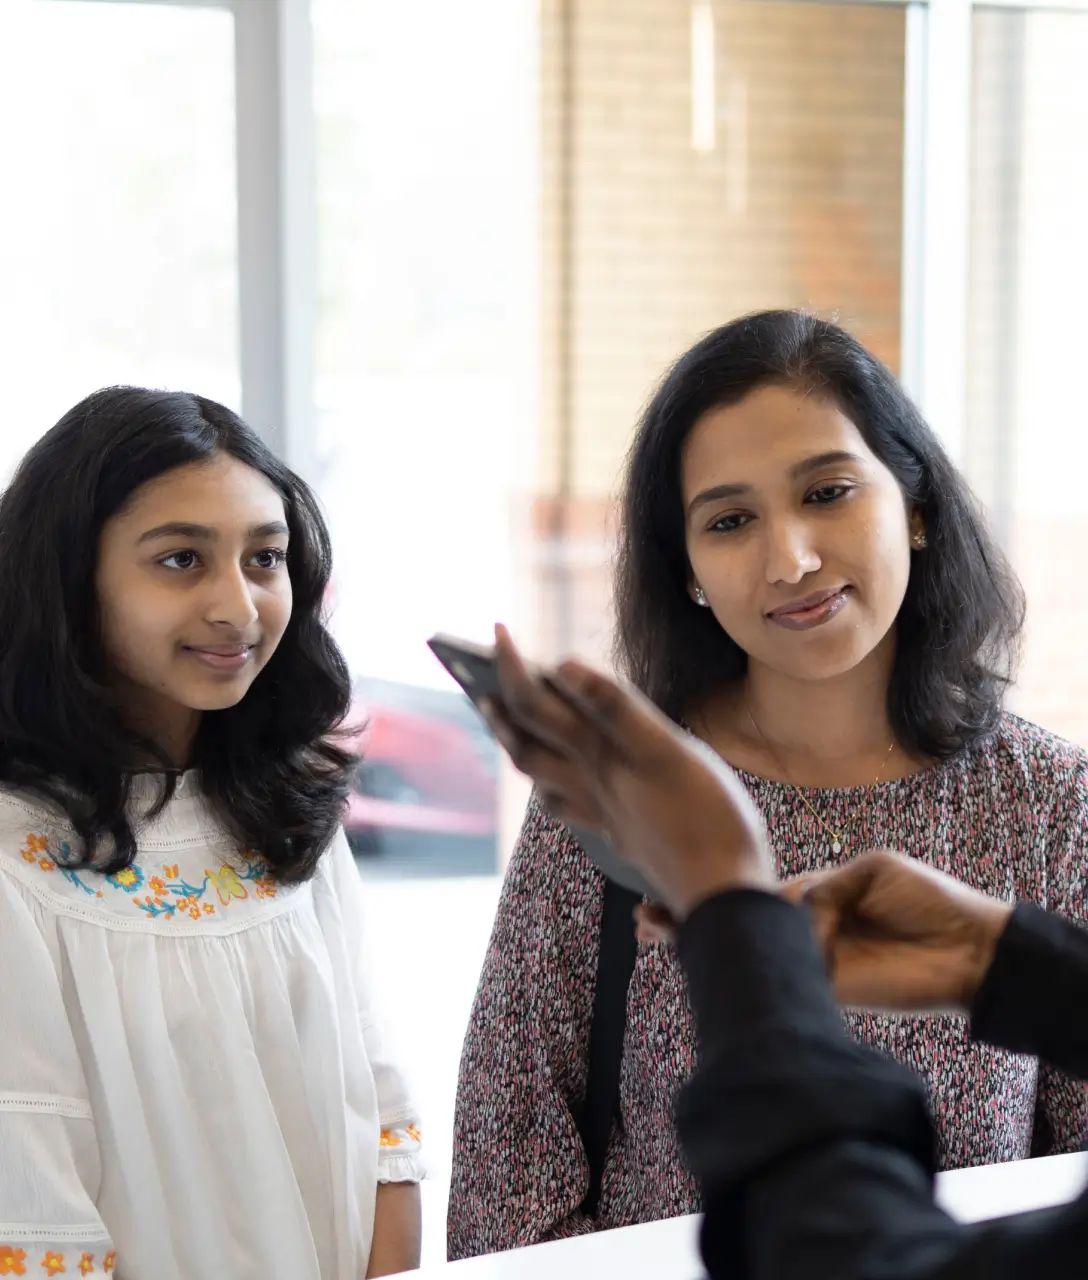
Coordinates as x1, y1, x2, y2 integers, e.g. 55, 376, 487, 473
342, 681, 499, 865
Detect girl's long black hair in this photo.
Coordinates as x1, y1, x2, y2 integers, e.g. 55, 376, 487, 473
0, 386, 354, 881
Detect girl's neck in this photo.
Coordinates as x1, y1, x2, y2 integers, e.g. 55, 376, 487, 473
692, 634, 923, 787
114, 684, 200, 769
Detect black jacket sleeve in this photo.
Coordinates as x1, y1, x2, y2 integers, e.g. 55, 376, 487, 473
971, 901, 1088, 1077
675, 891, 1088, 1280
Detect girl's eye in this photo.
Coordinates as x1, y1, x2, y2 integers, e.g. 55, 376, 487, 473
159, 550, 200, 571
708, 512, 752, 535
250, 548, 288, 571
806, 483, 852, 505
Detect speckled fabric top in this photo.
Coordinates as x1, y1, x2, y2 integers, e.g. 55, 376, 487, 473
448, 713, 1088, 1261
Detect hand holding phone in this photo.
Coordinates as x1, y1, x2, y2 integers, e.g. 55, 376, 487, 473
427, 632, 658, 899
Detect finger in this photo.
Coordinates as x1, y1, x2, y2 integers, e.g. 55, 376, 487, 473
636, 919, 676, 946
480, 697, 576, 790
550, 661, 692, 784
797, 852, 882, 916
779, 875, 817, 905
635, 903, 677, 930
550, 661, 651, 751
493, 626, 598, 761
537, 778, 601, 829
634, 903, 678, 945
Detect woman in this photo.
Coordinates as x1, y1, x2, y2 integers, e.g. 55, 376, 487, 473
448, 310, 1088, 1259
0, 388, 422, 1277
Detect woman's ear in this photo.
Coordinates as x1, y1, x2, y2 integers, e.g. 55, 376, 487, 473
909, 510, 928, 551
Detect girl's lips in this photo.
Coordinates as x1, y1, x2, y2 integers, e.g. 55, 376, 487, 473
184, 645, 254, 671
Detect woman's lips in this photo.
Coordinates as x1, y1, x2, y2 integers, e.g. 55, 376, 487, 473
767, 587, 851, 631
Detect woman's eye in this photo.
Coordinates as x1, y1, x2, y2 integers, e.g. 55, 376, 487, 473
807, 484, 851, 505
708, 512, 751, 534
159, 550, 200, 571
250, 548, 288, 571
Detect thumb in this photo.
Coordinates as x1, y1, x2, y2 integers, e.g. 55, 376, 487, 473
782, 856, 884, 959
794, 852, 883, 915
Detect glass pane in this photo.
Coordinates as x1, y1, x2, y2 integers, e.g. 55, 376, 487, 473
314, 0, 907, 1259
314, 1, 536, 1258
314, 0, 532, 885
967, 7, 1088, 744
0, 0, 239, 479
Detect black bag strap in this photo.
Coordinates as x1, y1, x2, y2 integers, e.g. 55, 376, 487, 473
577, 879, 641, 1218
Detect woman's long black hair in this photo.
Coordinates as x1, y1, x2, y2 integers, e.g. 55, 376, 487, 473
614, 310, 1025, 759
0, 386, 354, 881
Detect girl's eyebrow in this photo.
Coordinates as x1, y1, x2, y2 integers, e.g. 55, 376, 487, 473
136, 520, 290, 544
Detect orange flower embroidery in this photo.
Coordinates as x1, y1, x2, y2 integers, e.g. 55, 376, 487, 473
188, 906, 201, 920
162, 864, 179, 880
22, 834, 49, 864
77, 1258, 94, 1278
0, 1245, 27, 1276
380, 1129, 402, 1148
253, 875, 278, 900
38, 858, 56, 872
103, 1255, 116, 1274
202, 903, 215, 915
40, 1254, 65, 1277
148, 877, 166, 895
406, 1123, 422, 1142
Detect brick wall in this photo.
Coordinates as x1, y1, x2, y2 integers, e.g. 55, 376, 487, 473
529, 0, 905, 667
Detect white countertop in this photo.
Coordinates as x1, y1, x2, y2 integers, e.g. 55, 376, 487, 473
397, 1151, 1088, 1278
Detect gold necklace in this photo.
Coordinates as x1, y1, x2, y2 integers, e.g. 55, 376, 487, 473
745, 708, 895, 855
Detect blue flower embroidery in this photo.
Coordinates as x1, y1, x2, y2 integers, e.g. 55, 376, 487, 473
106, 865, 145, 894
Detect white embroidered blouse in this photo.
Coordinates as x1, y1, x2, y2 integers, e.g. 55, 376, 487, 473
0, 773, 422, 1279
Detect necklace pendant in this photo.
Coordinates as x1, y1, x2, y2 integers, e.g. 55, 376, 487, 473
831, 840, 843, 855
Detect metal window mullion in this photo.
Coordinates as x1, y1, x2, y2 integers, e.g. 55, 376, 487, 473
232, 0, 317, 482
912, 0, 973, 463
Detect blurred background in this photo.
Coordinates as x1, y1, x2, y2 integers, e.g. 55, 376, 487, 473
3, 0, 1087, 1260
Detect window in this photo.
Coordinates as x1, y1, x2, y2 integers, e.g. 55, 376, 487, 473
967, 5, 1088, 743
0, 0, 239, 479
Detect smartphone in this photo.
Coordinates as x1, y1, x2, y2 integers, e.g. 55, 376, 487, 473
426, 632, 659, 900
426, 633, 508, 708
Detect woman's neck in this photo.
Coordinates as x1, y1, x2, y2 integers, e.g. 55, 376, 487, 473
746, 652, 894, 763
693, 634, 922, 787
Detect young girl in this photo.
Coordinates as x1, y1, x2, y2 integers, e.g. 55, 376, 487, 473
0, 388, 422, 1278
448, 310, 1088, 1258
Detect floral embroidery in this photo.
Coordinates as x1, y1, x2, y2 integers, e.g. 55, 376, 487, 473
22, 834, 56, 871
40, 1254, 65, 1277
21, 834, 49, 864
107, 866, 144, 893
0, 1246, 27, 1276
206, 865, 247, 905
77, 1259, 94, 1278
254, 875, 278, 901
103, 1256, 116, 1275
380, 1124, 422, 1149
22, 834, 278, 922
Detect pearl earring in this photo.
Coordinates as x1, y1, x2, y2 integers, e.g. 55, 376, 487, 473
694, 587, 709, 607
912, 532, 928, 550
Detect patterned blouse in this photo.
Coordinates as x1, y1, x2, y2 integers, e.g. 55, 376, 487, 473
448, 713, 1088, 1261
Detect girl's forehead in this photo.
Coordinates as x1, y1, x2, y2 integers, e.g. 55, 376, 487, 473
114, 456, 287, 528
